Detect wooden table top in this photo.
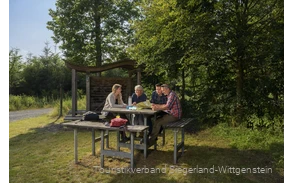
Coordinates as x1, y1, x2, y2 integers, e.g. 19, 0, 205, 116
102, 107, 159, 115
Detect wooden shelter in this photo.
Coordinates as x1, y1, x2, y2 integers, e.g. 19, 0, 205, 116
64, 58, 141, 120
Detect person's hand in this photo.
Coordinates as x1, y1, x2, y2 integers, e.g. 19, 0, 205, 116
151, 104, 156, 111
132, 102, 137, 106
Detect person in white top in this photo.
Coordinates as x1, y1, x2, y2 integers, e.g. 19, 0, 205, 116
102, 84, 129, 141
102, 83, 127, 117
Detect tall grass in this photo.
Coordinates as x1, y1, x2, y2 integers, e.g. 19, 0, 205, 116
211, 123, 284, 170
9, 95, 57, 111
10, 93, 88, 119
50, 95, 86, 118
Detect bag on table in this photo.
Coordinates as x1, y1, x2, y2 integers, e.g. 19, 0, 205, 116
110, 117, 128, 127
136, 100, 152, 109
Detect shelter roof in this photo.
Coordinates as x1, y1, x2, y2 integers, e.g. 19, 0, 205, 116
64, 58, 137, 73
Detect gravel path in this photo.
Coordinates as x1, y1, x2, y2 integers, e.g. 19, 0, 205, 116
9, 108, 54, 122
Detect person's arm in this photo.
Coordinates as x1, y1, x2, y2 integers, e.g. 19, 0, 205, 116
151, 103, 168, 111
150, 92, 155, 103
112, 103, 125, 108
152, 92, 173, 111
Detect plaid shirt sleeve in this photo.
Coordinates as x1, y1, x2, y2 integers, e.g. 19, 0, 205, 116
165, 91, 182, 119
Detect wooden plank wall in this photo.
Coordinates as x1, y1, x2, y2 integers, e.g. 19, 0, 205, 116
90, 77, 133, 111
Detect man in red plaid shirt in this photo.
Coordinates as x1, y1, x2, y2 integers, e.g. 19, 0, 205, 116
149, 84, 182, 145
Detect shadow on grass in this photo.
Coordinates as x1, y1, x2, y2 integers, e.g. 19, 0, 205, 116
10, 121, 283, 183
105, 143, 283, 183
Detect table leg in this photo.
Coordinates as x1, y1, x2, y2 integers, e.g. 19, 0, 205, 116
130, 132, 134, 168
162, 127, 166, 146
131, 114, 135, 125
143, 116, 148, 158
173, 129, 178, 164
116, 131, 120, 151
181, 128, 185, 155
100, 130, 105, 168
74, 128, 78, 163
92, 129, 95, 156
106, 130, 109, 148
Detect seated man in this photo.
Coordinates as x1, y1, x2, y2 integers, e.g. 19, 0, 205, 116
149, 84, 182, 145
150, 83, 168, 134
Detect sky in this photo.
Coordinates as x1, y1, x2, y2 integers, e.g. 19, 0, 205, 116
9, 0, 59, 58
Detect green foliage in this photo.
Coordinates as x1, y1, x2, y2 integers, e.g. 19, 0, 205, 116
9, 48, 24, 92
129, 0, 284, 124
9, 95, 56, 111
247, 114, 284, 131
9, 43, 73, 98
211, 123, 284, 168
50, 94, 87, 118
9, 92, 86, 117
102, 68, 128, 78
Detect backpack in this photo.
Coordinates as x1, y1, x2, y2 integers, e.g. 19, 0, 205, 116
82, 111, 100, 121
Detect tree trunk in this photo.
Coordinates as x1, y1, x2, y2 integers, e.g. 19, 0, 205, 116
181, 68, 185, 103
94, 0, 102, 76
236, 59, 244, 125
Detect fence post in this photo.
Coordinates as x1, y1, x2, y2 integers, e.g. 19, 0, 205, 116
60, 83, 63, 116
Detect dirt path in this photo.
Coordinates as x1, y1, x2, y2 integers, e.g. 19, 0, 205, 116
9, 108, 54, 122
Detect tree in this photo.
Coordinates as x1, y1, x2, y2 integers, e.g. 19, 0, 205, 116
19, 44, 72, 97
9, 48, 24, 94
129, 0, 283, 125
47, 0, 141, 67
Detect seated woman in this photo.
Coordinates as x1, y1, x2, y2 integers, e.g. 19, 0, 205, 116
102, 83, 129, 141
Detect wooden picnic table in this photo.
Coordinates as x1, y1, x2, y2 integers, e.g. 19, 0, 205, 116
102, 108, 159, 157
62, 120, 149, 169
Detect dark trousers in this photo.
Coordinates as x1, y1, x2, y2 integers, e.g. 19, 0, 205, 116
149, 114, 178, 144
147, 111, 168, 136
147, 117, 153, 135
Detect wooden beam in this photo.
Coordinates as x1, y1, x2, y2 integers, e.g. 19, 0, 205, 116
72, 69, 76, 117
64, 59, 137, 73
86, 72, 90, 111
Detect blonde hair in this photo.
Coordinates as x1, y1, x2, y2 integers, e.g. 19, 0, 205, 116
112, 84, 123, 104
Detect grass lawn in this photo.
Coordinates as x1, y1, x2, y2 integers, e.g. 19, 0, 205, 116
9, 115, 284, 183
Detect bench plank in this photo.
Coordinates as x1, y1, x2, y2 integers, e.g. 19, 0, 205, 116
164, 118, 194, 128
63, 120, 149, 132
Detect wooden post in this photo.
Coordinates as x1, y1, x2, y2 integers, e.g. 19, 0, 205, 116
86, 72, 90, 111
72, 69, 77, 117
60, 83, 63, 116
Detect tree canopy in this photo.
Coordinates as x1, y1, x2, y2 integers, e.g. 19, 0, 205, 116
47, 0, 141, 66
129, 0, 283, 125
